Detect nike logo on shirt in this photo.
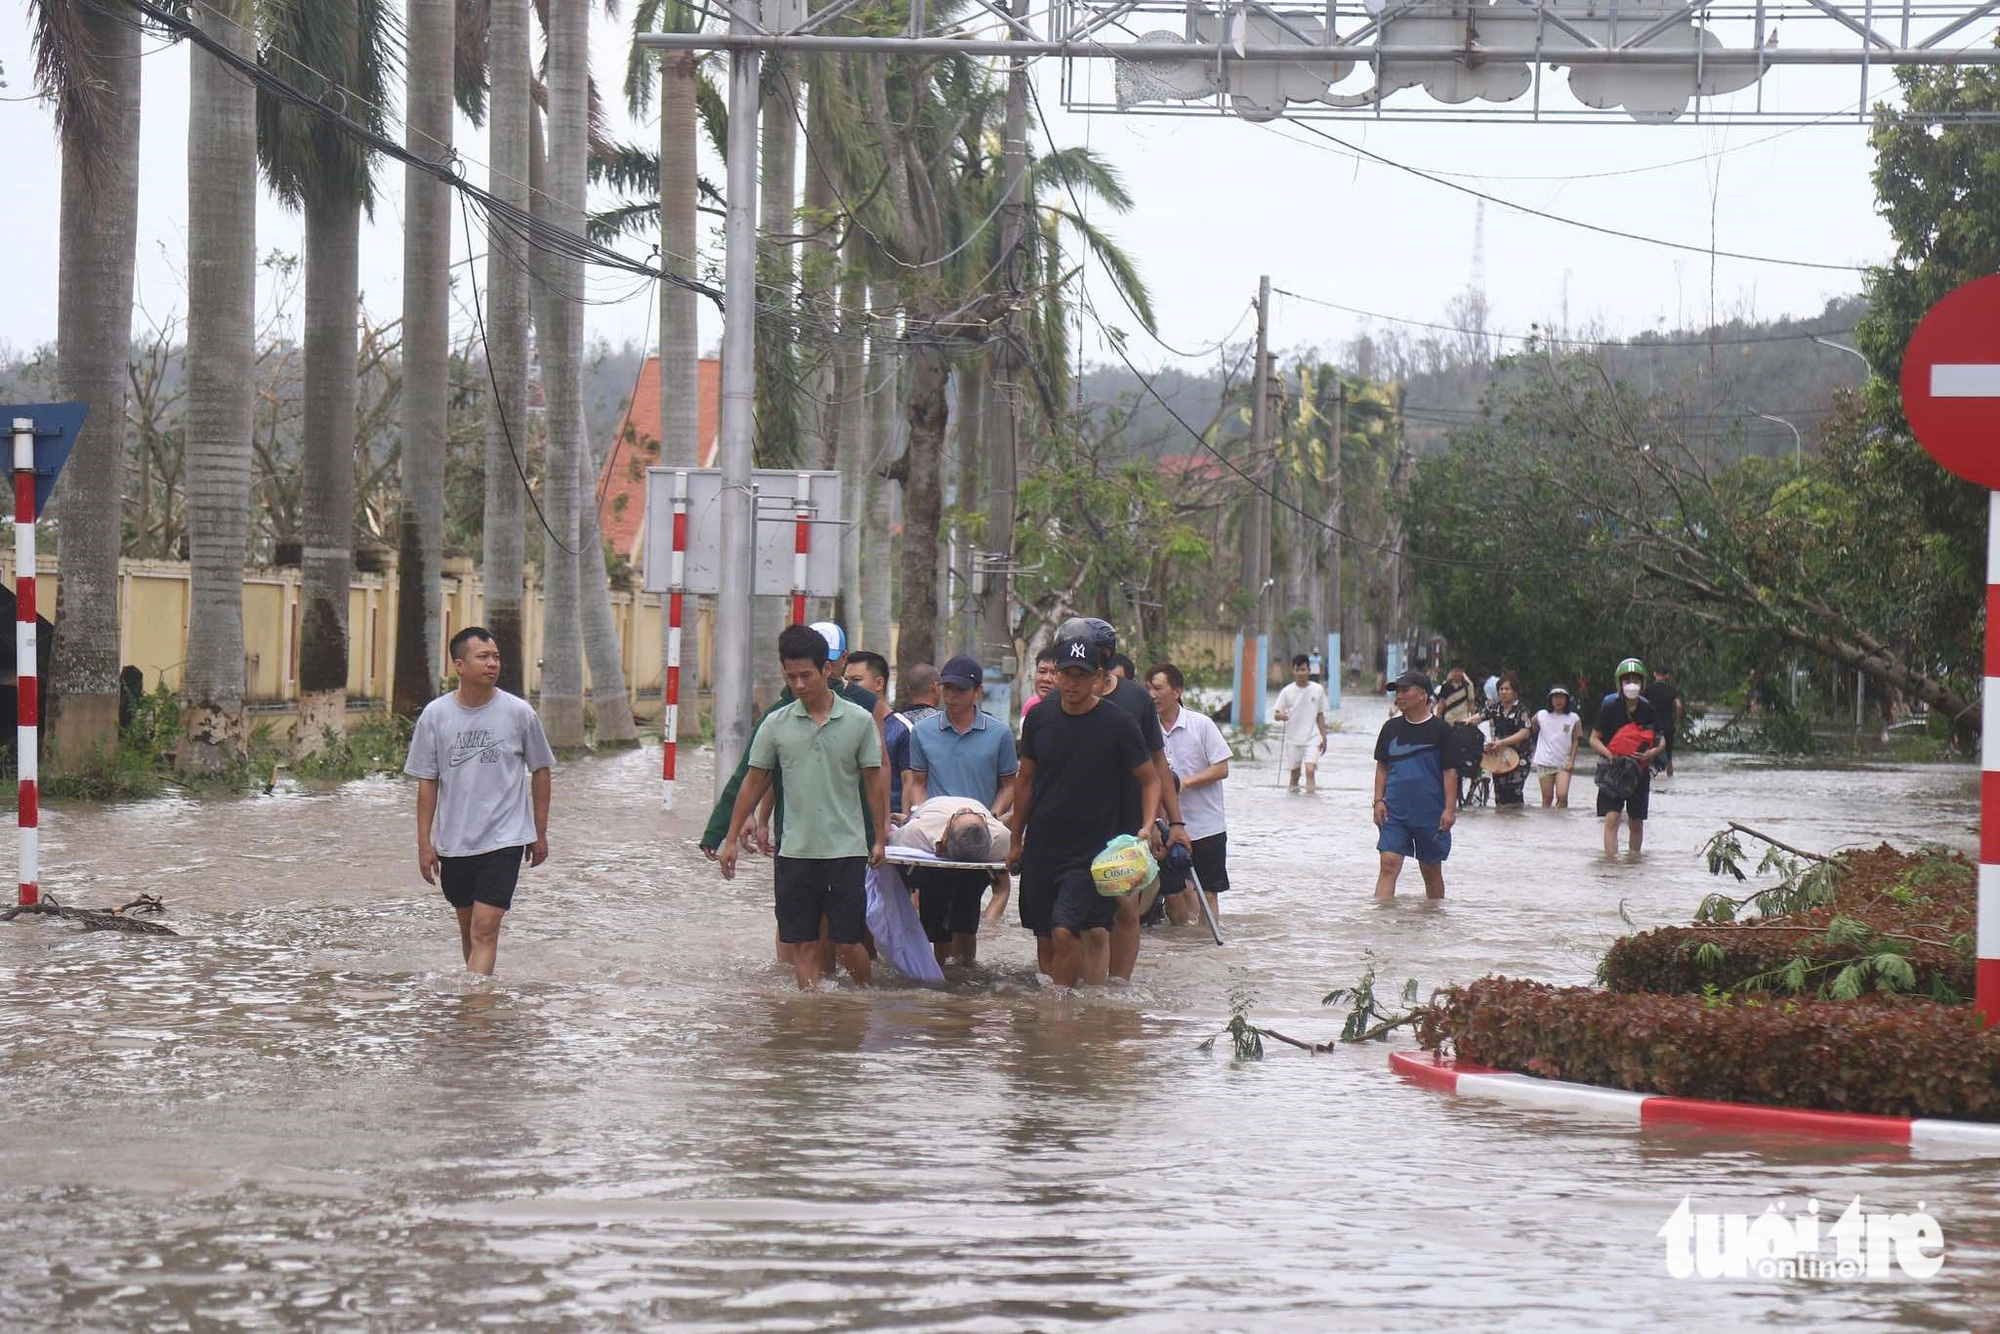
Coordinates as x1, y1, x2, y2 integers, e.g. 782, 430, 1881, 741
1385, 739, 1434, 758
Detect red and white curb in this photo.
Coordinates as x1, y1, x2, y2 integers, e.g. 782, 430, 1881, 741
1391, 1051, 2000, 1157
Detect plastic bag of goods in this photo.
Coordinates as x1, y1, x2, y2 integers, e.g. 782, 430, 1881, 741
1091, 834, 1159, 897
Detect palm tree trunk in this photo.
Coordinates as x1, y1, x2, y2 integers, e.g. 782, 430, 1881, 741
576, 400, 638, 743
482, 0, 531, 697
758, 49, 799, 467
862, 282, 898, 652
180, 0, 256, 774
897, 336, 947, 675
658, 46, 702, 736
749, 57, 799, 689
954, 351, 986, 651
801, 79, 838, 471
659, 54, 702, 471
535, 3, 588, 748
48, 0, 142, 771
834, 238, 864, 630
980, 338, 1019, 667
296, 191, 361, 753
394, 0, 454, 717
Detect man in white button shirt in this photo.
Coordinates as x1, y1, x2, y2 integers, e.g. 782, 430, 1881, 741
1147, 662, 1233, 924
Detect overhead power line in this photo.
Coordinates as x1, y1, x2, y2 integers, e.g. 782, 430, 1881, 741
1289, 121, 1869, 274
1271, 286, 1865, 352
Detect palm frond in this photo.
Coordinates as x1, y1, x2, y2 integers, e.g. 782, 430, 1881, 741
1030, 145, 1135, 213
455, 0, 489, 124
1051, 207, 1155, 335
258, 0, 403, 214
30, 0, 114, 187
696, 64, 728, 158
586, 199, 660, 244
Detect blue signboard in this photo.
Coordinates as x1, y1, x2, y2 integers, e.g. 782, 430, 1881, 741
0, 403, 88, 519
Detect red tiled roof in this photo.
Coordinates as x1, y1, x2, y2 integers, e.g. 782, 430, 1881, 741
597, 356, 722, 561
1158, 453, 1227, 482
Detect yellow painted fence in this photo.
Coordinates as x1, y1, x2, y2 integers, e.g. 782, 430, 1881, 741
6, 558, 713, 713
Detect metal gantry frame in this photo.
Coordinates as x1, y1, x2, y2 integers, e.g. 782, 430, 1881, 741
635, 0, 2000, 792
642, 1, 2000, 125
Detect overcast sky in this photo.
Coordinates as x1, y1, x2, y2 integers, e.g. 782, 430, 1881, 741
0, 6, 1963, 386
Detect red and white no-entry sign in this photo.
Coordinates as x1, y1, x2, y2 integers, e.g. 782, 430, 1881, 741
1902, 274, 2000, 489
1901, 273, 2000, 1027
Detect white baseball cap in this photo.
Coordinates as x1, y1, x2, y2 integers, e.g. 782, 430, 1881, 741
809, 621, 847, 659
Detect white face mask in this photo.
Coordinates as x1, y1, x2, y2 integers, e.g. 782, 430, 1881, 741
1622, 681, 1643, 699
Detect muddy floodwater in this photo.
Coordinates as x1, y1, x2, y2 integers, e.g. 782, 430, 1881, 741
2, 700, 1994, 1329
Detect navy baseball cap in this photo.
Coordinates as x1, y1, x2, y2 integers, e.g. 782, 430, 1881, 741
1052, 637, 1098, 672
940, 655, 983, 689
1392, 670, 1433, 694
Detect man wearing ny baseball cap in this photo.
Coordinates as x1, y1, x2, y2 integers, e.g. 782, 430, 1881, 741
1008, 632, 1159, 986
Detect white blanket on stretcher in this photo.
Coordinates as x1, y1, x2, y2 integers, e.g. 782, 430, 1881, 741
864, 862, 946, 984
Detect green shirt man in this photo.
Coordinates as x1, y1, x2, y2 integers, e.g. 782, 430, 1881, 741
744, 692, 884, 858
700, 676, 882, 853
718, 624, 890, 990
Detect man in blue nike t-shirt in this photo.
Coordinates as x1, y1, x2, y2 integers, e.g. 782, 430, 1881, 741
1372, 670, 1458, 900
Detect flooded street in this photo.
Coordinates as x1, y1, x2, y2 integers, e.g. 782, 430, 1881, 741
3, 700, 1993, 1329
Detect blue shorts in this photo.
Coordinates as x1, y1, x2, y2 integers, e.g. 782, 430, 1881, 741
1378, 820, 1451, 864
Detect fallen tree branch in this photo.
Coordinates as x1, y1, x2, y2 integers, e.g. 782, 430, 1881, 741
0, 894, 178, 936
1726, 821, 1831, 863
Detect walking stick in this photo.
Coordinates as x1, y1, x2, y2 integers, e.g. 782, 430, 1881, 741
1157, 819, 1225, 946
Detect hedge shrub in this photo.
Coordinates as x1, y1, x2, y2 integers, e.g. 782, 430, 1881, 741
1599, 845, 1973, 1000
1417, 976, 2000, 1121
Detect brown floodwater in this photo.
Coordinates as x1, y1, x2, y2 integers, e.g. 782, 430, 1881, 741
2, 702, 1994, 1329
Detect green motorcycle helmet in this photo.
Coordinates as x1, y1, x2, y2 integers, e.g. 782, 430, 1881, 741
1614, 656, 1646, 681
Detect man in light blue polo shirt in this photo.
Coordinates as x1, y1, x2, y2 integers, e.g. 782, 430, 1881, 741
902, 655, 1018, 963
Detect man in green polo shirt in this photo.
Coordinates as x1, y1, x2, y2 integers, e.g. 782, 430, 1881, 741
719, 624, 889, 990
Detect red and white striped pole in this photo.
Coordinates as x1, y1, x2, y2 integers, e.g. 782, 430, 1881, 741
790, 472, 811, 626
13, 417, 39, 907
1981, 490, 2000, 1025
662, 469, 689, 809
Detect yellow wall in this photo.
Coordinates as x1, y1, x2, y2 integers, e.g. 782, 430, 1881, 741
6, 557, 714, 712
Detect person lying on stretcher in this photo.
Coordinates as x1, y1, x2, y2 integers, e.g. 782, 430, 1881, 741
889, 796, 1013, 967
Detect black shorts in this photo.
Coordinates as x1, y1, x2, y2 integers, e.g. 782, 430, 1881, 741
1161, 832, 1230, 896
1019, 858, 1109, 937
439, 845, 527, 911
1597, 769, 1652, 820
774, 855, 868, 945
1045, 863, 1116, 936
911, 867, 987, 942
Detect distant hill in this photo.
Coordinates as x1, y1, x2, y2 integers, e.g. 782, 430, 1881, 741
1080, 293, 1873, 465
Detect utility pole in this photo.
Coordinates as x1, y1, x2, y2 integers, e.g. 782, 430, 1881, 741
1247, 275, 1272, 607
980, 0, 1030, 686
1235, 275, 1272, 728
1328, 376, 1344, 688
713, 3, 761, 792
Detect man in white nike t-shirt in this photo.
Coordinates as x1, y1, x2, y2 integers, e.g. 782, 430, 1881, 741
1273, 655, 1331, 793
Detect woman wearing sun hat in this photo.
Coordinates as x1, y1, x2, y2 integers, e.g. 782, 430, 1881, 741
1531, 685, 1583, 808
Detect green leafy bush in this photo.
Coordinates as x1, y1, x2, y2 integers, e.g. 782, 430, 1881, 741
1417, 976, 2000, 1121
1601, 844, 1973, 1002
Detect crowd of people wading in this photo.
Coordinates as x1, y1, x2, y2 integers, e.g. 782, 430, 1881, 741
402, 616, 1687, 988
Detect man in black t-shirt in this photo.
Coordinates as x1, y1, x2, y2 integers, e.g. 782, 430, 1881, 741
1643, 668, 1684, 778
1010, 634, 1159, 987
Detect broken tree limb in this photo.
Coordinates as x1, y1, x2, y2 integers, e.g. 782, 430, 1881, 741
1726, 821, 1832, 863
0, 894, 178, 936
